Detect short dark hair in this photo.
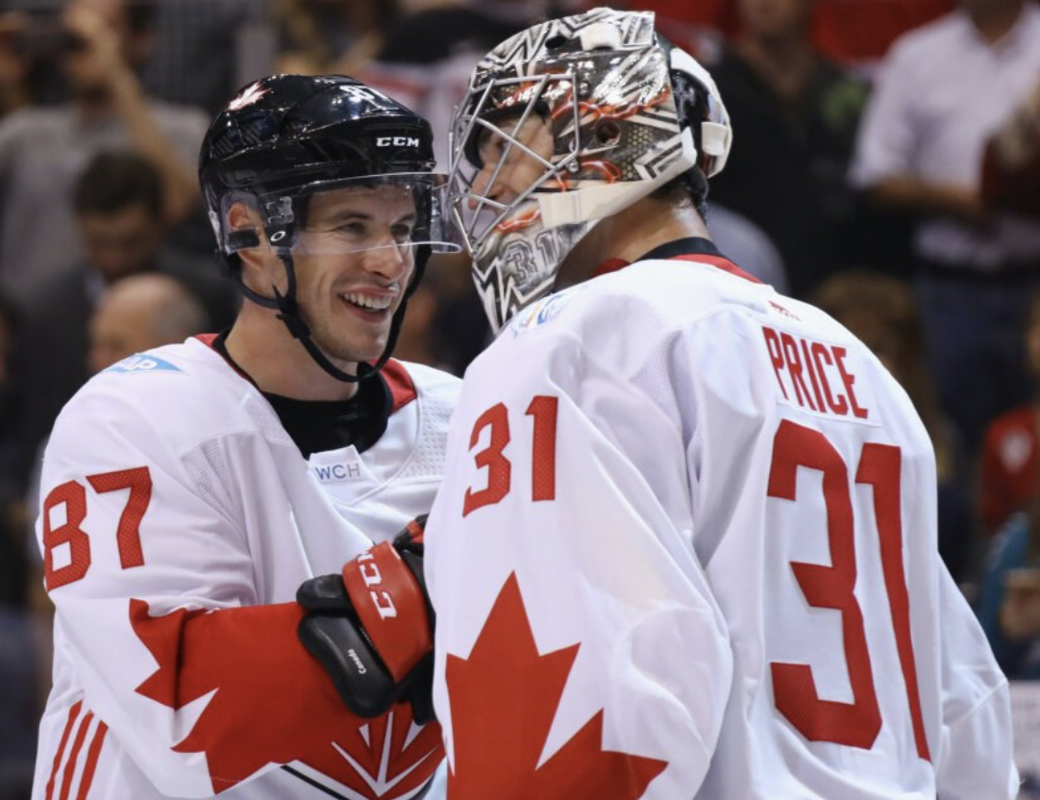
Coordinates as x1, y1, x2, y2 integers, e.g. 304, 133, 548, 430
72, 151, 164, 219
650, 64, 712, 219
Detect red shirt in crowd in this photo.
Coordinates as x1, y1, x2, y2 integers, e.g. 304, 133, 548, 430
981, 404, 1039, 533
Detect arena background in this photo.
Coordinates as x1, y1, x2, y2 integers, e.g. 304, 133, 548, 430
0, 0, 1038, 797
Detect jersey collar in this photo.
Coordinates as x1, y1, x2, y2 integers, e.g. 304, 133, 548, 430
592, 236, 761, 284
193, 331, 419, 415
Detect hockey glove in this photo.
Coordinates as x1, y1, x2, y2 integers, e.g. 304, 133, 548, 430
297, 516, 436, 724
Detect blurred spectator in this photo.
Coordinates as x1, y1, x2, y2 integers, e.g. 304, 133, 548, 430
413, 254, 490, 376
141, 0, 270, 115
851, 0, 1040, 449
275, 0, 399, 78
0, 0, 209, 303
977, 507, 1040, 679
11, 151, 234, 494
706, 0, 868, 297
394, 282, 451, 371
708, 204, 790, 293
362, 0, 550, 168
0, 290, 23, 606
813, 269, 973, 580
594, 0, 952, 72
87, 272, 208, 373
810, 0, 952, 70
0, 11, 32, 117
982, 69, 1040, 219
0, 288, 34, 800
980, 290, 1040, 535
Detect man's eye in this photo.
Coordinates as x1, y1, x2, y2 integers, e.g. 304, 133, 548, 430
337, 222, 367, 237
391, 224, 414, 242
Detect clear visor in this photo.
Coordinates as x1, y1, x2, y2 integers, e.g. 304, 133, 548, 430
221, 172, 463, 256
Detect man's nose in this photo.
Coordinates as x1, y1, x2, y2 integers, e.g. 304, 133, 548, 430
360, 239, 410, 280
469, 160, 514, 210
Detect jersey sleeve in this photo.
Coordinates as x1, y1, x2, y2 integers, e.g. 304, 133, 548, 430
934, 564, 1019, 800
37, 386, 440, 797
426, 327, 733, 800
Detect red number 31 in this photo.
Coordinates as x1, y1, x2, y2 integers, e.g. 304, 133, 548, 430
768, 420, 930, 761
42, 467, 153, 591
463, 396, 558, 517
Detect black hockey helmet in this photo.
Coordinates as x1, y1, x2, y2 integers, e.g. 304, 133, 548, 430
199, 74, 458, 382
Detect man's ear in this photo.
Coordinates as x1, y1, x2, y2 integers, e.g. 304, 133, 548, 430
227, 199, 264, 252
227, 201, 267, 268
228, 202, 282, 295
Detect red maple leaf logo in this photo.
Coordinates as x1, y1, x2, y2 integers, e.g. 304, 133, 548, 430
130, 599, 442, 796
445, 574, 668, 799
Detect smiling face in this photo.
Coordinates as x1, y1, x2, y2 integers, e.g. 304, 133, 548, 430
227, 180, 420, 374
287, 183, 419, 366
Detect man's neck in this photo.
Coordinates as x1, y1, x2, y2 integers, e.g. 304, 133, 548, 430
74, 88, 117, 121
555, 196, 711, 289
967, 0, 1025, 45
224, 305, 360, 401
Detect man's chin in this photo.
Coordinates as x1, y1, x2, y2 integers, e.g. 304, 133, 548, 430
324, 338, 390, 370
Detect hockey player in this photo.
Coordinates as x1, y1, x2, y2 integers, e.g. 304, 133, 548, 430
425, 8, 1019, 799
32, 75, 457, 800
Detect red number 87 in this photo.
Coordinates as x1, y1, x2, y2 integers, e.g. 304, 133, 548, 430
43, 467, 153, 591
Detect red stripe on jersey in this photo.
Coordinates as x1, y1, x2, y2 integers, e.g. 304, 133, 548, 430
193, 333, 255, 384
46, 701, 83, 800
591, 258, 631, 278
382, 359, 418, 413
195, 334, 419, 414
76, 722, 108, 800
669, 254, 762, 284
59, 712, 94, 800
590, 254, 761, 284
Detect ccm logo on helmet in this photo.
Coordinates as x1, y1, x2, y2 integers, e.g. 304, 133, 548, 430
376, 136, 420, 148
356, 552, 399, 620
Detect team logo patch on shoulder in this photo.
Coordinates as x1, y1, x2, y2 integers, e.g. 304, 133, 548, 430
104, 354, 183, 375
510, 286, 586, 336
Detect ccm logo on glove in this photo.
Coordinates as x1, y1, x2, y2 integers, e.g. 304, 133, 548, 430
342, 541, 432, 682
353, 551, 398, 620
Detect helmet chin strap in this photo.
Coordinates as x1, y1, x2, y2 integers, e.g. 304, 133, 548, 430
231, 251, 406, 384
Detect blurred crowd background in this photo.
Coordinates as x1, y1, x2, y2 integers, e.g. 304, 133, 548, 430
1, 0, 1040, 797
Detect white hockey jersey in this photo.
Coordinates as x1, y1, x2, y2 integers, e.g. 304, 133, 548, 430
32, 336, 459, 800
425, 246, 1018, 799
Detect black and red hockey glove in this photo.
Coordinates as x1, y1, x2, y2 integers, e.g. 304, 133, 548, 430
296, 516, 436, 724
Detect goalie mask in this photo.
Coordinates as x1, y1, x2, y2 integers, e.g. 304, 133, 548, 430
199, 74, 460, 382
447, 7, 732, 334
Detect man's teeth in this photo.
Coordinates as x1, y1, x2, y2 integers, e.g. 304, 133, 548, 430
342, 292, 392, 310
